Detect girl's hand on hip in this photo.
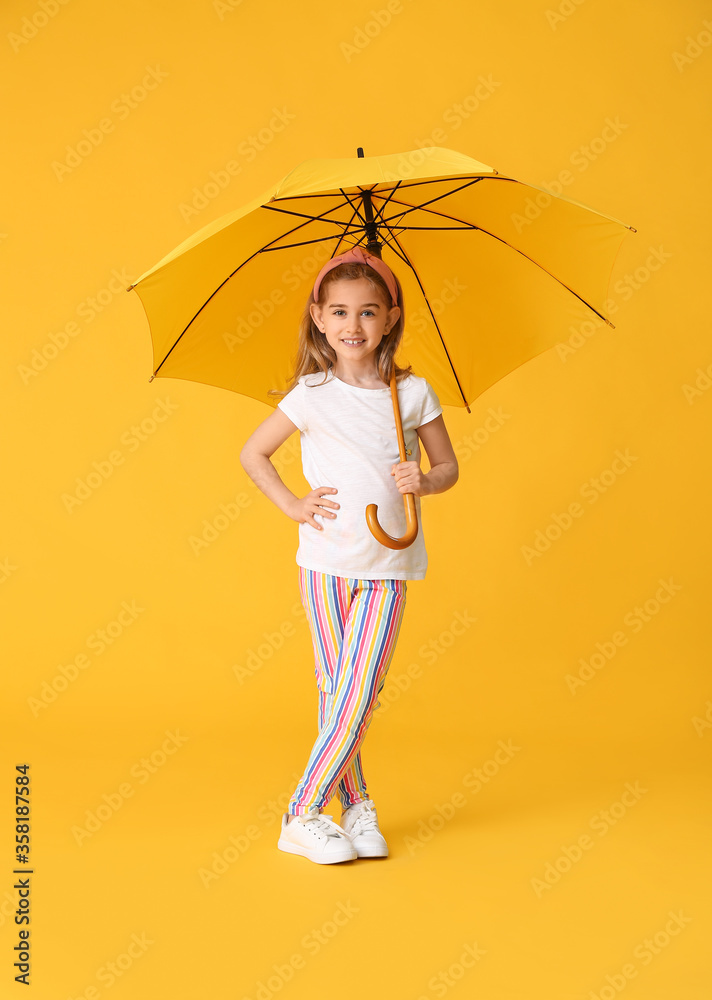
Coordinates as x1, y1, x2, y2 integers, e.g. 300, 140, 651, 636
391, 461, 428, 497
287, 487, 339, 531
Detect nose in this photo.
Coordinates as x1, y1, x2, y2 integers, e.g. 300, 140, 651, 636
343, 315, 362, 335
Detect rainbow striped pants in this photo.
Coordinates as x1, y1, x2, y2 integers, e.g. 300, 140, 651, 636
288, 567, 408, 815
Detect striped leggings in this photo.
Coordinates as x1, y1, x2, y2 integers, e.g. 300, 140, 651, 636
288, 567, 408, 816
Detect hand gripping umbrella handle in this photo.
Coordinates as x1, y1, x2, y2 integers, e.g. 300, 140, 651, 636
365, 369, 419, 550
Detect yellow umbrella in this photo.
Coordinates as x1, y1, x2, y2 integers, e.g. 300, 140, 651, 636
127, 145, 636, 547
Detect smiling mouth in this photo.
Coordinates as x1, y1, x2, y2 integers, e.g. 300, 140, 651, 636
342, 339, 365, 345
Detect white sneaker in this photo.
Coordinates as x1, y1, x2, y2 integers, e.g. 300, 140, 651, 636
340, 799, 388, 857
278, 805, 357, 864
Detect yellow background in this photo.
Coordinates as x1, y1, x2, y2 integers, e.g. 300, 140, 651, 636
2, 1, 711, 998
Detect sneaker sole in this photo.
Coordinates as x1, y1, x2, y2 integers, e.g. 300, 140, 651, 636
277, 839, 357, 864
353, 844, 388, 858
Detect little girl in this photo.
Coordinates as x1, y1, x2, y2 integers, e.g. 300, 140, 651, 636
239, 245, 458, 865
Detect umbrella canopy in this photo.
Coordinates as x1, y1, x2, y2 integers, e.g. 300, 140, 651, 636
127, 145, 636, 412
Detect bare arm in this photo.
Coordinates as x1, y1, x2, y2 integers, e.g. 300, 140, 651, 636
239, 408, 340, 531
417, 414, 459, 495
239, 408, 303, 517
391, 413, 459, 497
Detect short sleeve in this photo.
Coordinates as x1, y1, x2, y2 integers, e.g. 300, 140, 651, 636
277, 380, 307, 432
417, 379, 443, 429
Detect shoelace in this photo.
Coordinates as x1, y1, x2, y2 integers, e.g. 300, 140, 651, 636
346, 801, 379, 836
299, 808, 346, 839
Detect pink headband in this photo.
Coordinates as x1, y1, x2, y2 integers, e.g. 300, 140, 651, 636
312, 245, 399, 308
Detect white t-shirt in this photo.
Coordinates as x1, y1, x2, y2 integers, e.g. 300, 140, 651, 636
276, 368, 443, 580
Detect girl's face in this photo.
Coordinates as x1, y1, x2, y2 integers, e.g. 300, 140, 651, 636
310, 277, 400, 365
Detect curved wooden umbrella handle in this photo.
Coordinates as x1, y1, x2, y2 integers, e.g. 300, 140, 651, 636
365, 368, 419, 550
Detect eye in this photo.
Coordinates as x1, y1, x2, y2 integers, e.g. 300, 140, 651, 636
331, 309, 375, 317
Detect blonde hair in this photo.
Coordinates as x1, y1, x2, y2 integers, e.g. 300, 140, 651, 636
268, 259, 413, 400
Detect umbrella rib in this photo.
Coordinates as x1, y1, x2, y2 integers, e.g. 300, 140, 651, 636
154, 171, 615, 379
330, 203, 366, 256
259, 206, 368, 254
363, 202, 412, 267
154, 205, 370, 374
258, 230, 398, 254
370, 182, 488, 229
264, 206, 477, 233
260, 186, 400, 242
269, 174, 633, 231
326, 191, 411, 267
335, 185, 417, 256
260, 200, 357, 228
373, 194, 616, 325
261, 177, 482, 231
278, 180, 617, 347
259, 186, 411, 256
383, 225, 477, 231
261, 202, 408, 241
261, 186, 404, 243
266, 174, 488, 201
337, 187, 367, 227
381, 225, 472, 413
307, 190, 474, 411
154, 214, 334, 373
153, 247, 268, 374
370, 177, 403, 216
